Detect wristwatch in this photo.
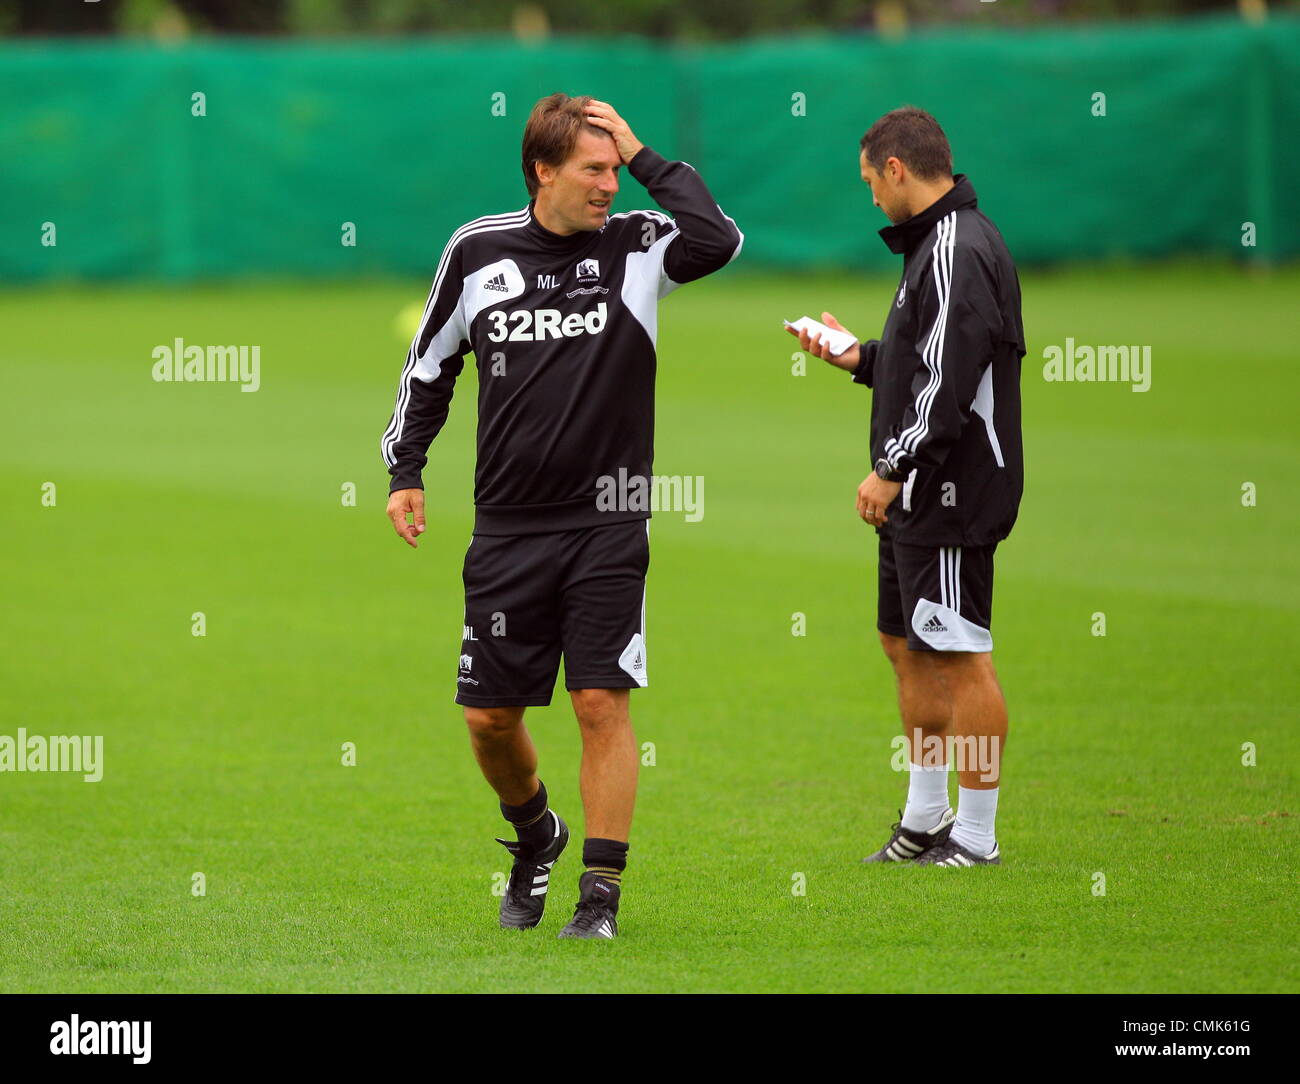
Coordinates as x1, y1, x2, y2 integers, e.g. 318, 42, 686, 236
874, 457, 907, 483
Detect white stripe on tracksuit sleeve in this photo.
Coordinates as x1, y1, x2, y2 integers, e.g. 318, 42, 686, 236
380, 213, 524, 491
883, 212, 1003, 476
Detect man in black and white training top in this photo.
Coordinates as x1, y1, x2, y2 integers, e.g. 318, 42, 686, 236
790, 107, 1025, 869
381, 94, 741, 939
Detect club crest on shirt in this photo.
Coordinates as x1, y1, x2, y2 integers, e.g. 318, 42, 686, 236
896, 279, 907, 308
575, 258, 600, 283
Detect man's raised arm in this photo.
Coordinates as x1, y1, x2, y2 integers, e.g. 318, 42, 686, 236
585, 99, 743, 287
626, 147, 743, 285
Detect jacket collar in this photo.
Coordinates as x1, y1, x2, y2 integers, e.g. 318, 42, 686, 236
877, 174, 978, 256
523, 200, 600, 252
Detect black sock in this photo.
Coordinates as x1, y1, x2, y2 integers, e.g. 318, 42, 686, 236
582, 837, 629, 887
500, 780, 551, 849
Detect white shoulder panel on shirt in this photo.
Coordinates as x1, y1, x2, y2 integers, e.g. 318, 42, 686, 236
621, 229, 680, 347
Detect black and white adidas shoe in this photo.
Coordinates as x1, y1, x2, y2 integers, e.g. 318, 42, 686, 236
862, 808, 955, 863
914, 836, 1001, 867
557, 872, 619, 940
496, 810, 568, 929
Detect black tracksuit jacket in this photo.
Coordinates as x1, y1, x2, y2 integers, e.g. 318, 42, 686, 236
851, 175, 1026, 547
380, 147, 742, 535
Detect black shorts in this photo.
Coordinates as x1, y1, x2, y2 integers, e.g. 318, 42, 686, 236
877, 534, 997, 653
455, 520, 650, 707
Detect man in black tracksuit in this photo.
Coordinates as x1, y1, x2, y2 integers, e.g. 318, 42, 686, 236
791, 107, 1024, 868
381, 94, 741, 938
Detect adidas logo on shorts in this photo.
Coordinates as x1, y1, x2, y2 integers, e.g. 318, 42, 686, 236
921, 615, 948, 633
483, 272, 509, 292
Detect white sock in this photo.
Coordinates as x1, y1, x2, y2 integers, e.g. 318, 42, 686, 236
950, 786, 999, 856
900, 761, 951, 832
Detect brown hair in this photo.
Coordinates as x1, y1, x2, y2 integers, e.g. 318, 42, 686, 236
521, 92, 601, 198
860, 107, 953, 181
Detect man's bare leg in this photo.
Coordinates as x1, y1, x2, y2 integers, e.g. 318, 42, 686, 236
570, 688, 637, 841
930, 652, 1007, 789
558, 688, 636, 934
881, 631, 951, 756
463, 705, 537, 806
464, 705, 567, 929
880, 632, 954, 832
931, 651, 1008, 858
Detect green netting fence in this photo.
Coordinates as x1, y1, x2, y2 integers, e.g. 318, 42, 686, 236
1, 14, 1294, 281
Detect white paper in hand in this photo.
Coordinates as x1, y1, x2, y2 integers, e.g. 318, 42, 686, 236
784, 317, 857, 357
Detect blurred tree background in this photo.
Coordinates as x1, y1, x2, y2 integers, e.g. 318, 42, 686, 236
1, 0, 1288, 38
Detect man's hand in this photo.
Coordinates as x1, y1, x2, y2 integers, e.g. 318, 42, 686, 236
387, 488, 426, 548
785, 311, 860, 372
857, 471, 902, 527
583, 100, 644, 165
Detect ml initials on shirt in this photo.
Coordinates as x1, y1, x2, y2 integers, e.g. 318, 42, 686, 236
537, 274, 558, 288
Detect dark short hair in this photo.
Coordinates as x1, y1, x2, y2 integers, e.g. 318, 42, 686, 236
860, 107, 953, 181
521, 92, 603, 198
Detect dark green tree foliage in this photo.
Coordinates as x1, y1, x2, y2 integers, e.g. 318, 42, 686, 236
0, 0, 1273, 39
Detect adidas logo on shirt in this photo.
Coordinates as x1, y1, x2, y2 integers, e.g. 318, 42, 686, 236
483, 272, 509, 292
921, 615, 948, 633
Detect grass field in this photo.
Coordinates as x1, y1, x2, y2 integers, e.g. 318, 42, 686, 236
1, 264, 1297, 993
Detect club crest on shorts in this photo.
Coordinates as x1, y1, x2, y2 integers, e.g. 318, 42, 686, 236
458, 653, 479, 685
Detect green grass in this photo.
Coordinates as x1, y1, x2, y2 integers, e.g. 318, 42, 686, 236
1, 264, 1297, 992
